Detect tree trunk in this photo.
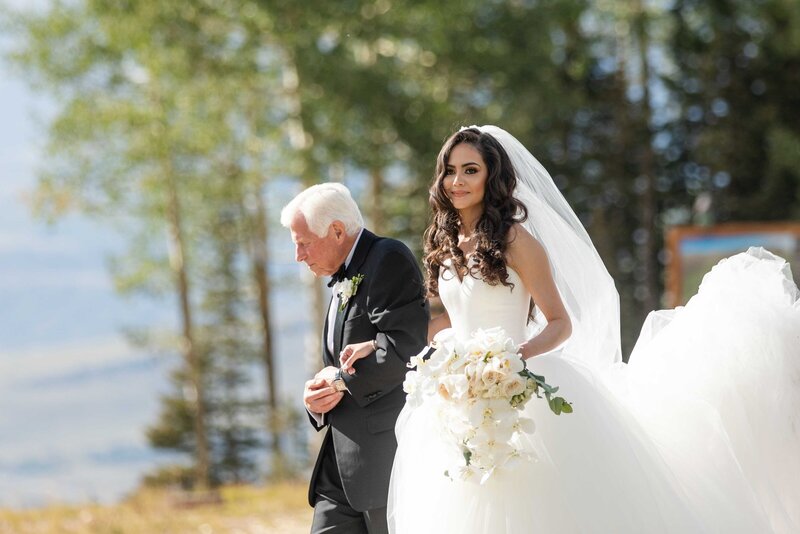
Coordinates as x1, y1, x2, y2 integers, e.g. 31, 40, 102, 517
611, 12, 638, 358
369, 167, 384, 235
281, 49, 327, 459
248, 186, 285, 475
165, 170, 210, 490
633, 0, 660, 313
149, 75, 211, 489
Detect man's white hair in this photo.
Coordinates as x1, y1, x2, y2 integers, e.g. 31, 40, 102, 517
280, 182, 364, 237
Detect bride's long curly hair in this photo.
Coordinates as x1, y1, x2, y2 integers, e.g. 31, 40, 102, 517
424, 127, 528, 297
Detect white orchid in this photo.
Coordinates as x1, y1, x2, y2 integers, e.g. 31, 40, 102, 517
402, 371, 425, 407
513, 416, 536, 434
470, 425, 516, 464
438, 374, 469, 401
494, 350, 525, 374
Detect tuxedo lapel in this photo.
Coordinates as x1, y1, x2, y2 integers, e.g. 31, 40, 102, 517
333, 297, 347, 359
347, 229, 377, 275
333, 229, 378, 356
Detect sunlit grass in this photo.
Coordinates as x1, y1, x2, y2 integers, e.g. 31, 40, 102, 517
0, 482, 311, 533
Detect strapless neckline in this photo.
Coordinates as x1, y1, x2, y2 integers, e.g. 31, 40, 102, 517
439, 258, 531, 344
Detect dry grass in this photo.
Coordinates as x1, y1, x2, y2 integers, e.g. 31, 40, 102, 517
0, 482, 312, 534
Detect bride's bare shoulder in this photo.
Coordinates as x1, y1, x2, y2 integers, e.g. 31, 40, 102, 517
506, 223, 548, 271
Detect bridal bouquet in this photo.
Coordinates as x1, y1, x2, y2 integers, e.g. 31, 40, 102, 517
403, 327, 572, 484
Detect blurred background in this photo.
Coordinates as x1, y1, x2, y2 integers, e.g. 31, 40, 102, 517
1, 0, 798, 519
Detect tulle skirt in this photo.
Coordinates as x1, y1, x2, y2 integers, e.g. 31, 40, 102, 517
387, 248, 800, 533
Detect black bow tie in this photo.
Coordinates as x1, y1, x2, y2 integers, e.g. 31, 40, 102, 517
327, 264, 347, 287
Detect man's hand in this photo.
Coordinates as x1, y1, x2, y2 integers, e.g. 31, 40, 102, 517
304, 376, 343, 415
315, 365, 339, 385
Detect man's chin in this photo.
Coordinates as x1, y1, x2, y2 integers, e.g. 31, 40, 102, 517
307, 265, 329, 278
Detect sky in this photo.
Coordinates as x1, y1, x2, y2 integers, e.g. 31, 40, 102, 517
0, 7, 312, 506
0, 28, 179, 506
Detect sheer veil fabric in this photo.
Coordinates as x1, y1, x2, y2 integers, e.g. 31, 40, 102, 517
386, 125, 800, 533
477, 125, 622, 367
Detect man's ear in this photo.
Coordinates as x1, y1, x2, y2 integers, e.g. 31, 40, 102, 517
331, 221, 346, 242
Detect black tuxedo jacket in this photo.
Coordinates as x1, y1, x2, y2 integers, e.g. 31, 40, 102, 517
308, 229, 429, 512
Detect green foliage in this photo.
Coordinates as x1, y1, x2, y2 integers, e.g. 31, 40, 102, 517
141, 464, 196, 489
6, 0, 289, 487
146, 386, 195, 453
524, 369, 574, 416
7, 0, 799, 489
669, 0, 800, 220
197, 206, 263, 485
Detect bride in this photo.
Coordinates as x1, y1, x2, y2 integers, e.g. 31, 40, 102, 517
340, 126, 800, 533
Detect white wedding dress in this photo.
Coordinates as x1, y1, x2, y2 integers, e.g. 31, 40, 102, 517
387, 247, 800, 533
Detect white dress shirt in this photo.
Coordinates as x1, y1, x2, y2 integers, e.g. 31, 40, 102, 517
327, 228, 364, 355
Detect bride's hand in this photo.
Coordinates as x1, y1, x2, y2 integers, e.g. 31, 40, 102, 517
339, 340, 377, 374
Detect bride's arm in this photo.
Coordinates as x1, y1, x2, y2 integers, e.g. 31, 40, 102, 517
507, 225, 572, 359
427, 311, 451, 342
340, 306, 448, 373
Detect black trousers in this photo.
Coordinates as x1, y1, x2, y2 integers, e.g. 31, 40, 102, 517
310, 438, 388, 534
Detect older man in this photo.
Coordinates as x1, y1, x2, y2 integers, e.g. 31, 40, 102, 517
280, 183, 429, 534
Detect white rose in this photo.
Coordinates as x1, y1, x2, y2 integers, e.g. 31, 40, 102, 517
438, 374, 469, 401
483, 383, 505, 399
481, 364, 505, 387
501, 374, 527, 398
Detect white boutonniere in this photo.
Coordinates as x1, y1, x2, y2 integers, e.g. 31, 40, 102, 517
334, 273, 364, 311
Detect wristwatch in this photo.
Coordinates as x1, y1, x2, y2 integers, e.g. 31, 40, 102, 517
332, 368, 348, 392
